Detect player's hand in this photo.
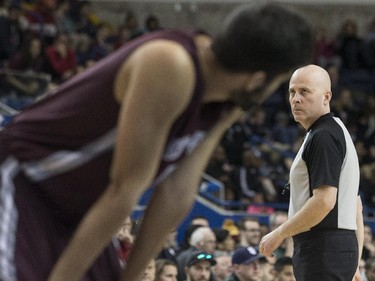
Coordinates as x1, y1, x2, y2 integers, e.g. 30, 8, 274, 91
218, 106, 244, 129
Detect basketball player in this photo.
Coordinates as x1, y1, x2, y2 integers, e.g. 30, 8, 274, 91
0, 2, 313, 281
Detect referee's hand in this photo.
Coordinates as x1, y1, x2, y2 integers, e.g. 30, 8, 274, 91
352, 268, 362, 281
259, 229, 284, 257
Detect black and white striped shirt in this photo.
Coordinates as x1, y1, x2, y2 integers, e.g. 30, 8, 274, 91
289, 113, 360, 230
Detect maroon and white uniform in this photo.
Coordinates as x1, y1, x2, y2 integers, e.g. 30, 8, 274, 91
0, 29, 234, 281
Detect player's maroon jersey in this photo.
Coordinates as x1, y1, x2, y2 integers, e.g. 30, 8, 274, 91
0, 29, 233, 281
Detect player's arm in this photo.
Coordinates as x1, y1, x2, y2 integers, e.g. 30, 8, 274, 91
48, 40, 196, 281
260, 185, 337, 256
121, 106, 243, 281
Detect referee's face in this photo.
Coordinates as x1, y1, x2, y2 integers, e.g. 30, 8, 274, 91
288, 65, 331, 129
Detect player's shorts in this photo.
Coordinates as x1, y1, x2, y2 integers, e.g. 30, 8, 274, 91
0, 148, 121, 281
293, 229, 358, 281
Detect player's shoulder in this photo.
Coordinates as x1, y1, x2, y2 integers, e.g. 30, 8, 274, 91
131, 39, 196, 75
114, 33, 203, 103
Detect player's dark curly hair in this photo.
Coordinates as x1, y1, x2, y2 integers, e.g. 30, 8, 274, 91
211, 1, 313, 76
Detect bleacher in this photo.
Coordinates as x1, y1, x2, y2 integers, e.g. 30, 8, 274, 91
133, 173, 375, 244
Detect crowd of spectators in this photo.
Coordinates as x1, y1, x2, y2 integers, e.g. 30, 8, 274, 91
0, 0, 162, 110
117, 214, 375, 281
1, 0, 375, 280
0, 1, 374, 210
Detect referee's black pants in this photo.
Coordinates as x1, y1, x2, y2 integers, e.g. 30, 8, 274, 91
292, 229, 358, 281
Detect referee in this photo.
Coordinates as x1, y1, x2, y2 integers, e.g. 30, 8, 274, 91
259, 64, 363, 281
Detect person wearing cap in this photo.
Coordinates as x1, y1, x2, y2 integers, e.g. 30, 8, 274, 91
226, 246, 262, 281
178, 226, 217, 281
214, 228, 236, 254
185, 250, 217, 281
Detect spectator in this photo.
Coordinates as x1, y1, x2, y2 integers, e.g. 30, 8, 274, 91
113, 23, 131, 49
3, 35, 49, 98
55, 0, 76, 35
214, 229, 236, 254
259, 257, 275, 281
25, 0, 58, 46
222, 219, 240, 243
141, 258, 156, 281
312, 25, 336, 68
157, 228, 179, 265
361, 96, 375, 143
155, 259, 178, 281
247, 106, 271, 147
363, 224, 375, 261
144, 14, 162, 33
361, 18, 375, 71
177, 226, 216, 281
179, 224, 204, 253
88, 22, 114, 62
7, 34, 45, 73
180, 216, 210, 252
335, 19, 364, 70
55, 1, 89, 64
0, 4, 24, 63
74, 32, 93, 68
73, 0, 101, 38
206, 144, 233, 180
270, 111, 298, 151
360, 162, 375, 208
356, 140, 369, 166
191, 215, 210, 227
114, 216, 134, 268
212, 252, 232, 281
221, 113, 251, 166
231, 148, 277, 205
226, 246, 262, 281
230, 148, 262, 203
331, 88, 359, 126
273, 257, 295, 281
44, 32, 78, 82
238, 217, 261, 248
366, 257, 375, 281
185, 251, 217, 281
123, 11, 144, 39
205, 145, 234, 195
326, 63, 341, 96
335, 19, 374, 94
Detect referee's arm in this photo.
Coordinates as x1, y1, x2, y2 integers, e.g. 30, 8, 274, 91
352, 196, 364, 281
259, 185, 336, 257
